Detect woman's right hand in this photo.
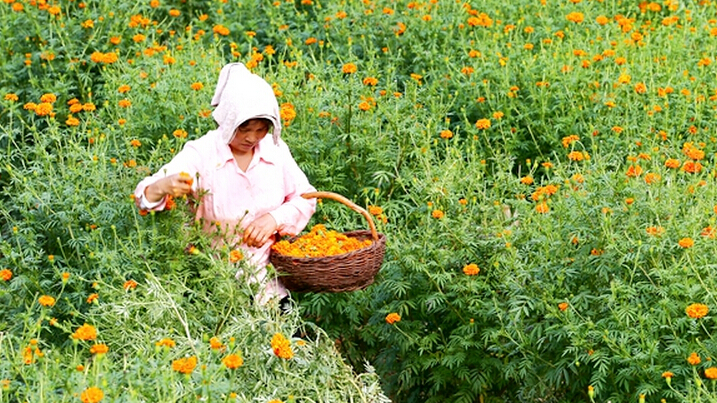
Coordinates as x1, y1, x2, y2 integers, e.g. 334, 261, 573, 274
144, 173, 194, 203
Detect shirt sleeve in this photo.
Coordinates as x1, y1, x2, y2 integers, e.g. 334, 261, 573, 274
134, 140, 203, 212
267, 144, 316, 236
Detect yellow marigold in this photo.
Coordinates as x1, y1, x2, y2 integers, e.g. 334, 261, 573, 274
385, 312, 401, 324
686, 303, 709, 318
271, 333, 293, 360
89, 344, 109, 355
280, 102, 296, 122
34, 102, 53, 116
222, 353, 243, 369
688, 352, 701, 365
155, 338, 176, 348
173, 129, 187, 138
475, 118, 491, 129
662, 371, 673, 379
462, 263, 480, 276
342, 63, 357, 74
678, 237, 694, 248
706, 367, 717, 379
47, 5, 61, 15
72, 323, 97, 341
0, 269, 12, 281
80, 386, 104, 403
172, 356, 197, 374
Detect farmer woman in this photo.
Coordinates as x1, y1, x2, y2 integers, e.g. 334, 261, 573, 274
134, 62, 316, 306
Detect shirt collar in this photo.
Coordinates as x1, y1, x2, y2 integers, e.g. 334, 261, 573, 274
214, 132, 279, 169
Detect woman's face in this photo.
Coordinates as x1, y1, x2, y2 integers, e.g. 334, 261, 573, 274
229, 119, 270, 155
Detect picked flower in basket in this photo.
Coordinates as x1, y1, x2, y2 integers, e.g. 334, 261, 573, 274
269, 191, 386, 293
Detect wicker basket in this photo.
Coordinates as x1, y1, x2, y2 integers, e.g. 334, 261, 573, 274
269, 191, 386, 293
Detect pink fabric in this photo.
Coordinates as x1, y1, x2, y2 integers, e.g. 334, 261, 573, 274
134, 63, 316, 304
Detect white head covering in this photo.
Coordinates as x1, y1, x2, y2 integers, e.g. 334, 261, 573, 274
210, 63, 282, 145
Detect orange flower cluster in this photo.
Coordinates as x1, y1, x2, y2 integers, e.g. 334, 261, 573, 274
0, 268, 11, 281
462, 263, 480, 276
271, 333, 293, 359
89, 51, 118, 64
272, 224, 372, 258
172, 356, 197, 374
686, 303, 708, 319
38, 295, 55, 307
89, 344, 109, 355
156, 338, 176, 348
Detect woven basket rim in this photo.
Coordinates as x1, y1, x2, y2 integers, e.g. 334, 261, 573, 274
270, 230, 385, 263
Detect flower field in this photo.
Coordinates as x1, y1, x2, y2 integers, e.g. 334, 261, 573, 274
4, 0, 717, 402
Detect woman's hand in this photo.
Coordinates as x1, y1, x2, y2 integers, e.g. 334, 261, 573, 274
144, 173, 193, 203
243, 214, 277, 248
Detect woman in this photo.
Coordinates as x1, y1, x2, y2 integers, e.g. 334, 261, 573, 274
134, 62, 316, 305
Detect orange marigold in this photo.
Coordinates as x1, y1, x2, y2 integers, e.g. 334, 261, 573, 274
686, 303, 709, 319
475, 118, 491, 130
688, 352, 701, 365
34, 102, 53, 116
271, 333, 293, 359
678, 237, 694, 248
342, 63, 357, 74
558, 302, 569, 311
123, 279, 138, 290
665, 158, 680, 169
72, 323, 98, 341
172, 356, 197, 374
462, 263, 480, 276
38, 295, 55, 307
80, 386, 104, 403
385, 312, 401, 324
222, 353, 243, 369
89, 344, 109, 355
0, 269, 12, 281
706, 367, 717, 379
155, 338, 176, 348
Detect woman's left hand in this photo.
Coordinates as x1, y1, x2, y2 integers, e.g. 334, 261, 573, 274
243, 214, 278, 248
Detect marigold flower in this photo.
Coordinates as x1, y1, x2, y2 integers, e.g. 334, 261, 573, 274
86, 293, 99, 304
558, 302, 568, 311
38, 295, 55, 307
280, 102, 296, 122
678, 237, 694, 248
686, 303, 708, 318
80, 386, 104, 403
368, 206, 383, 216
535, 202, 549, 214
363, 77, 378, 86
222, 353, 243, 369
520, 176, 534, 185
229, 249, 243, 263
173, 129, 187, 138
172, 356, 197, 374
89, 344, 109, 355
475, 118, 491, 129
644, 172, 660, 184
688, 352, 701, 365
460, 263, 479, 276
47, 5, 61, 15
271, 333, 293, 359
342, 63, 357, 74
431, 209, 444, 219
155, 338, 176, 348
664, 158, 680, 169
209, 336, 224, 350
358, 101, 371, 111
118, 85, 131, 93
118, 99, 131, 108
213, 24, 230, 36
130, 139, 141, 148
39, 93, 56, 103
72, 323, 98, 341
190, 82, 204, 91
706, 367, 717, 379
123, 279, 138, 290
168, 8, 180, 16
385, 312, 401, 324
625, 165, 643, 177
0, 269, 12, 281
34, 102, 53, 116
272, 224, 372, 258
4, 93, 18, 102
681, 161, 703, 174
566, 12, 584, 23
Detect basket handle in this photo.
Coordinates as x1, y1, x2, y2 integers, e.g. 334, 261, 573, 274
301, 191, 379, 241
